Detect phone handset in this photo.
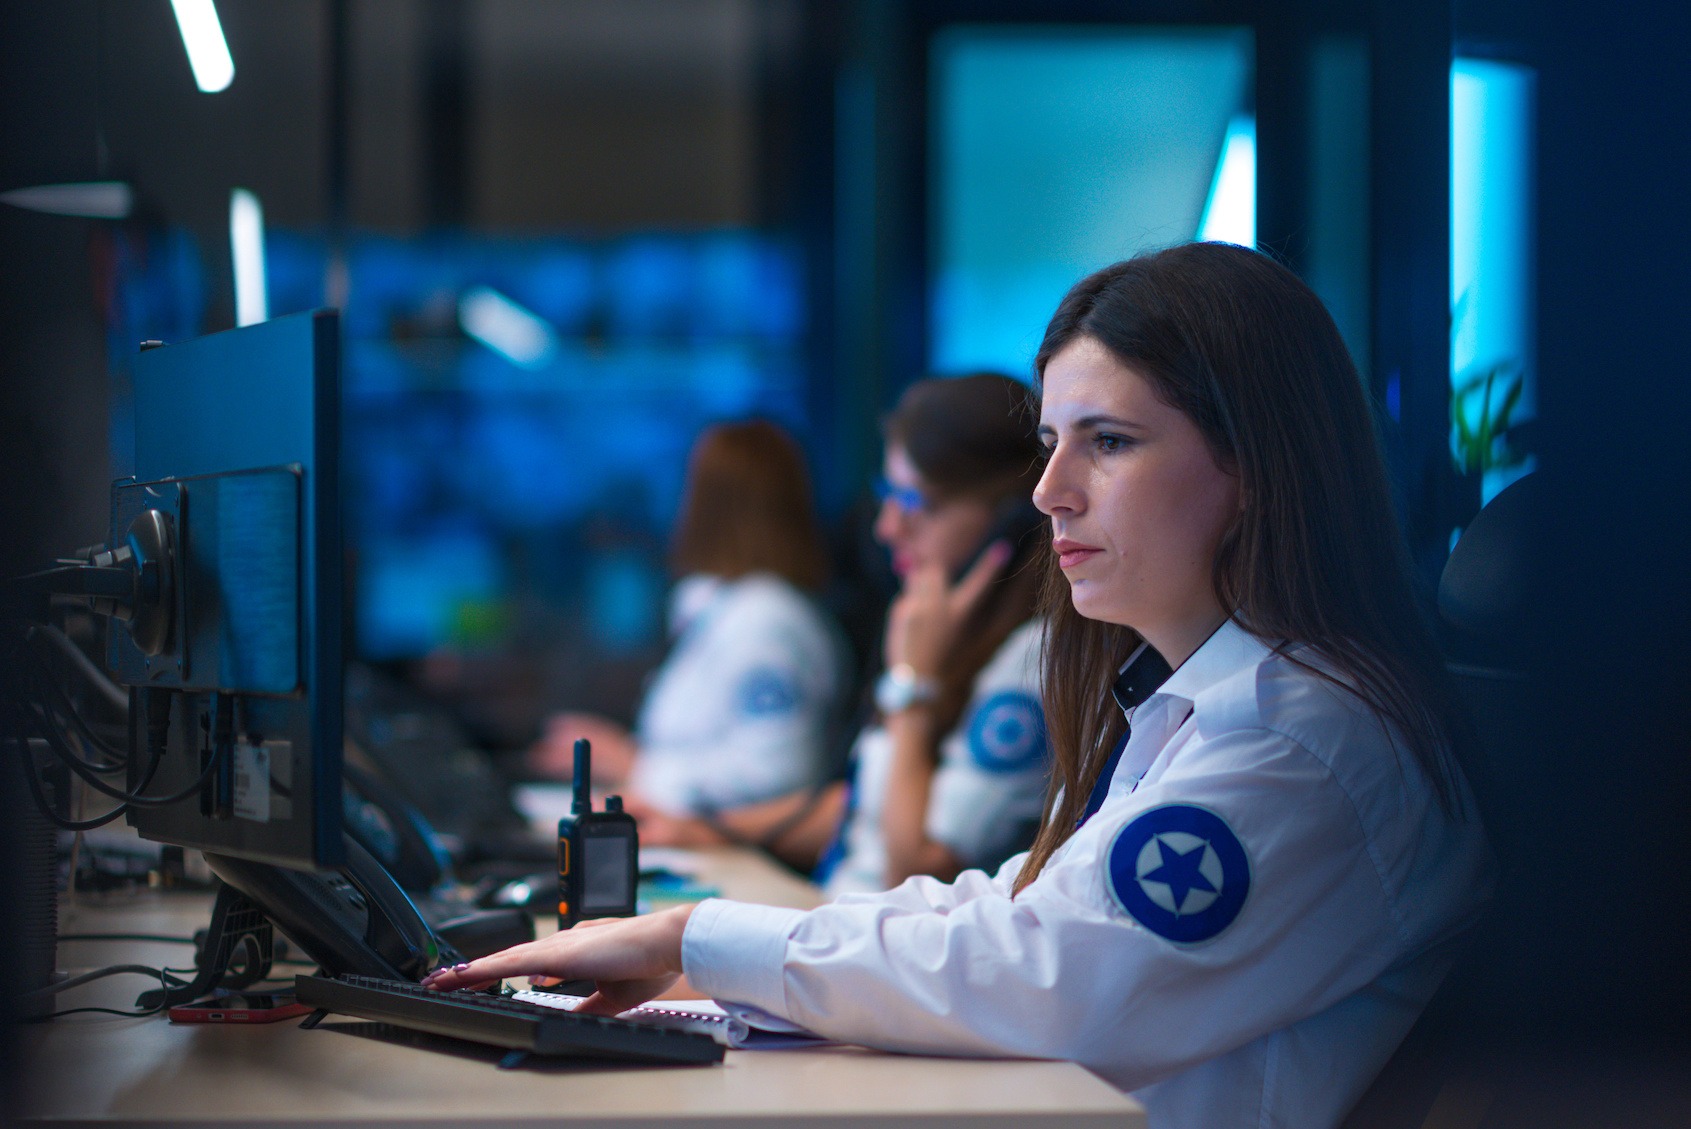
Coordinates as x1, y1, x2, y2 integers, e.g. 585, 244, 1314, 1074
953, 497, 1047, 582
203, 836, 454, 981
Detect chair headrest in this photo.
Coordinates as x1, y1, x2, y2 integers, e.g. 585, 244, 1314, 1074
1438, 473, 1539, 663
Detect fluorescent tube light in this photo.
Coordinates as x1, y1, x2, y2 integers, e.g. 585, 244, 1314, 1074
170, 0, 235, 93
459, 286, 559, 369
1196, 114, 1256, 247
230, 188, 268, 327
0, 181, 132, 218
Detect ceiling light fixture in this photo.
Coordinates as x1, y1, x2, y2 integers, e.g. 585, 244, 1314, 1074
169, 0, 235, 93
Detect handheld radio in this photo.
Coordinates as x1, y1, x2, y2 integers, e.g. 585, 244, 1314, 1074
557, 739, 639, 930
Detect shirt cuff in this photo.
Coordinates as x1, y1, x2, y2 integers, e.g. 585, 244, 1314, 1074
681, 898, 807, 1016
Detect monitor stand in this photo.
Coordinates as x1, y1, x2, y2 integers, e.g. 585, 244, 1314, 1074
137, 883, 276, 1010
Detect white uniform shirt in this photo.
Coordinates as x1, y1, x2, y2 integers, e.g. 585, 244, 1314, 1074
681, 620, 1495, 1129
629, 573, 842, 815
821, 619, 1047, 896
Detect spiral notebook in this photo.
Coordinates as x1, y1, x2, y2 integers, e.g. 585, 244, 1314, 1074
511, 990, 830, 1049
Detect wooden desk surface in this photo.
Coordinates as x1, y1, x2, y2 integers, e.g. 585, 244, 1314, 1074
21, 849, 1144, 1127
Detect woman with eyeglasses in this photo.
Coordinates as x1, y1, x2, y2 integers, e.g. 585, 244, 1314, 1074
632, 373, 1050, 895
433, 245, 1492, 1128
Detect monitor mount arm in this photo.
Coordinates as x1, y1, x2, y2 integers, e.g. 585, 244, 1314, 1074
8, 508, 176, 655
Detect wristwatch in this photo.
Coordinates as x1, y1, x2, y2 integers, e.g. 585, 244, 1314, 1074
875, 663, 938, 714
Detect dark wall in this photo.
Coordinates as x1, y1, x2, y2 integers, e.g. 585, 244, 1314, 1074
0, 4, 112, 581
1531, 0, 1691, 1036
0, 5, 111, 1107
1453, 0, 1691, 1053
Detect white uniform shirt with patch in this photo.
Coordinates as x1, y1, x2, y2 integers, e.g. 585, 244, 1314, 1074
820, 619, 1047, 896
681, 620, 1495, 1129
628, 573, 843, 815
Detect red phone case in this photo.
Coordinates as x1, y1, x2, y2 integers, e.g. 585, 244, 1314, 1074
167, 998, 314, 1024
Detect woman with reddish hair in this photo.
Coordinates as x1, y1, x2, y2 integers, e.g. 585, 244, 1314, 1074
532, 420, 842, 816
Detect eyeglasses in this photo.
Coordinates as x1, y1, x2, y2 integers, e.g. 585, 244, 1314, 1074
874, 477, 931, 515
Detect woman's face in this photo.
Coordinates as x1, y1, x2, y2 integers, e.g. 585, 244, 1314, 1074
1033, 336, 1241, 665
873, 444, 996, 580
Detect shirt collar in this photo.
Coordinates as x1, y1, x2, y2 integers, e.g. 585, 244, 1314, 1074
1110, 641, 1174, 719
1151, 618, 1276, 709
669, 573, 726, 636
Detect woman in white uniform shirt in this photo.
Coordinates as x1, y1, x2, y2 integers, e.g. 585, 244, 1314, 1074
430, 245, 1494, 1129
531, 421, 841, 815
637, 374, 1050, 893
820, 374, 1049, 893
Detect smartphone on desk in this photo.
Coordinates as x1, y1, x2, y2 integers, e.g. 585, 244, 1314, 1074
168, 991, 313, 1024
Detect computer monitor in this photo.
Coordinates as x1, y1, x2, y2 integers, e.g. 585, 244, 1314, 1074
4, 310, 450, 1008
116, 310, 344, 871
110, 311, 454, 1001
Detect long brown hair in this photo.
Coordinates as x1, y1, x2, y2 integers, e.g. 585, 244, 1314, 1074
669, 420, 829, 591
883, 374, 1045, 737
1014, 243, 1469, 893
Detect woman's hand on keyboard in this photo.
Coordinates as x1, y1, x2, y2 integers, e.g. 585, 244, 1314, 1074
421, 906, 696, 1016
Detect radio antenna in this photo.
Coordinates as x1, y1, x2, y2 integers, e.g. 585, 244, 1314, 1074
571, 738, 591, 814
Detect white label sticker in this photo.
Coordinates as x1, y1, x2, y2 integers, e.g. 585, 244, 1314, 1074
233, 742, 271, 822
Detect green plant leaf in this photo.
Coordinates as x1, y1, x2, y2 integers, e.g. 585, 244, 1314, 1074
1450, 358, 1528, 476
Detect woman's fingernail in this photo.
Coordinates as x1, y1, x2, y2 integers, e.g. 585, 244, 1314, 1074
453, 962, 471, 971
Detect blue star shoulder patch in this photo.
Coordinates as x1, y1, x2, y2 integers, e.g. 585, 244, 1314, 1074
1105, 804, 1250, 943
736, 666, 800, 717
965, 691, 1047, 773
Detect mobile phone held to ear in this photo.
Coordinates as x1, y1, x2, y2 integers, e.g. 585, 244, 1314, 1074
168, 991, 314, 1024
557, 739, 639, 930
954, 498, 1047, 582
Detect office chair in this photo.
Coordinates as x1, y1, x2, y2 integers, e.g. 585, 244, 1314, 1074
1437, 472, 1541, 861
1342, 473, 1542, 1129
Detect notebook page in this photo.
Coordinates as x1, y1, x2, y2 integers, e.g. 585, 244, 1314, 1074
511, 991, 829, 1049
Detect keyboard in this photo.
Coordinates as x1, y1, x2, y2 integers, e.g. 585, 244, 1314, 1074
293, 974, 725, 1066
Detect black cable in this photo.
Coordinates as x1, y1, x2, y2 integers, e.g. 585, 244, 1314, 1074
22, 693, 218, 809
20, 962, 186, 1021
0, 610, 133, 828
3, 682, 190, 831
25, 690, 126, 776
21, 698, 144, 802
4, 624, 221, 828
35, 1005, 166, 1019
108, 745, 223, 808
22, 647, 129, 770
57, 933, 197, 945
6, 623, 156, 803
34, 672, 128, 770
4, 690, 176, 830
22, 962, 186, 1000
7, 726, 129, 831
16, 644, 126, 773
29, 623, 129, 713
